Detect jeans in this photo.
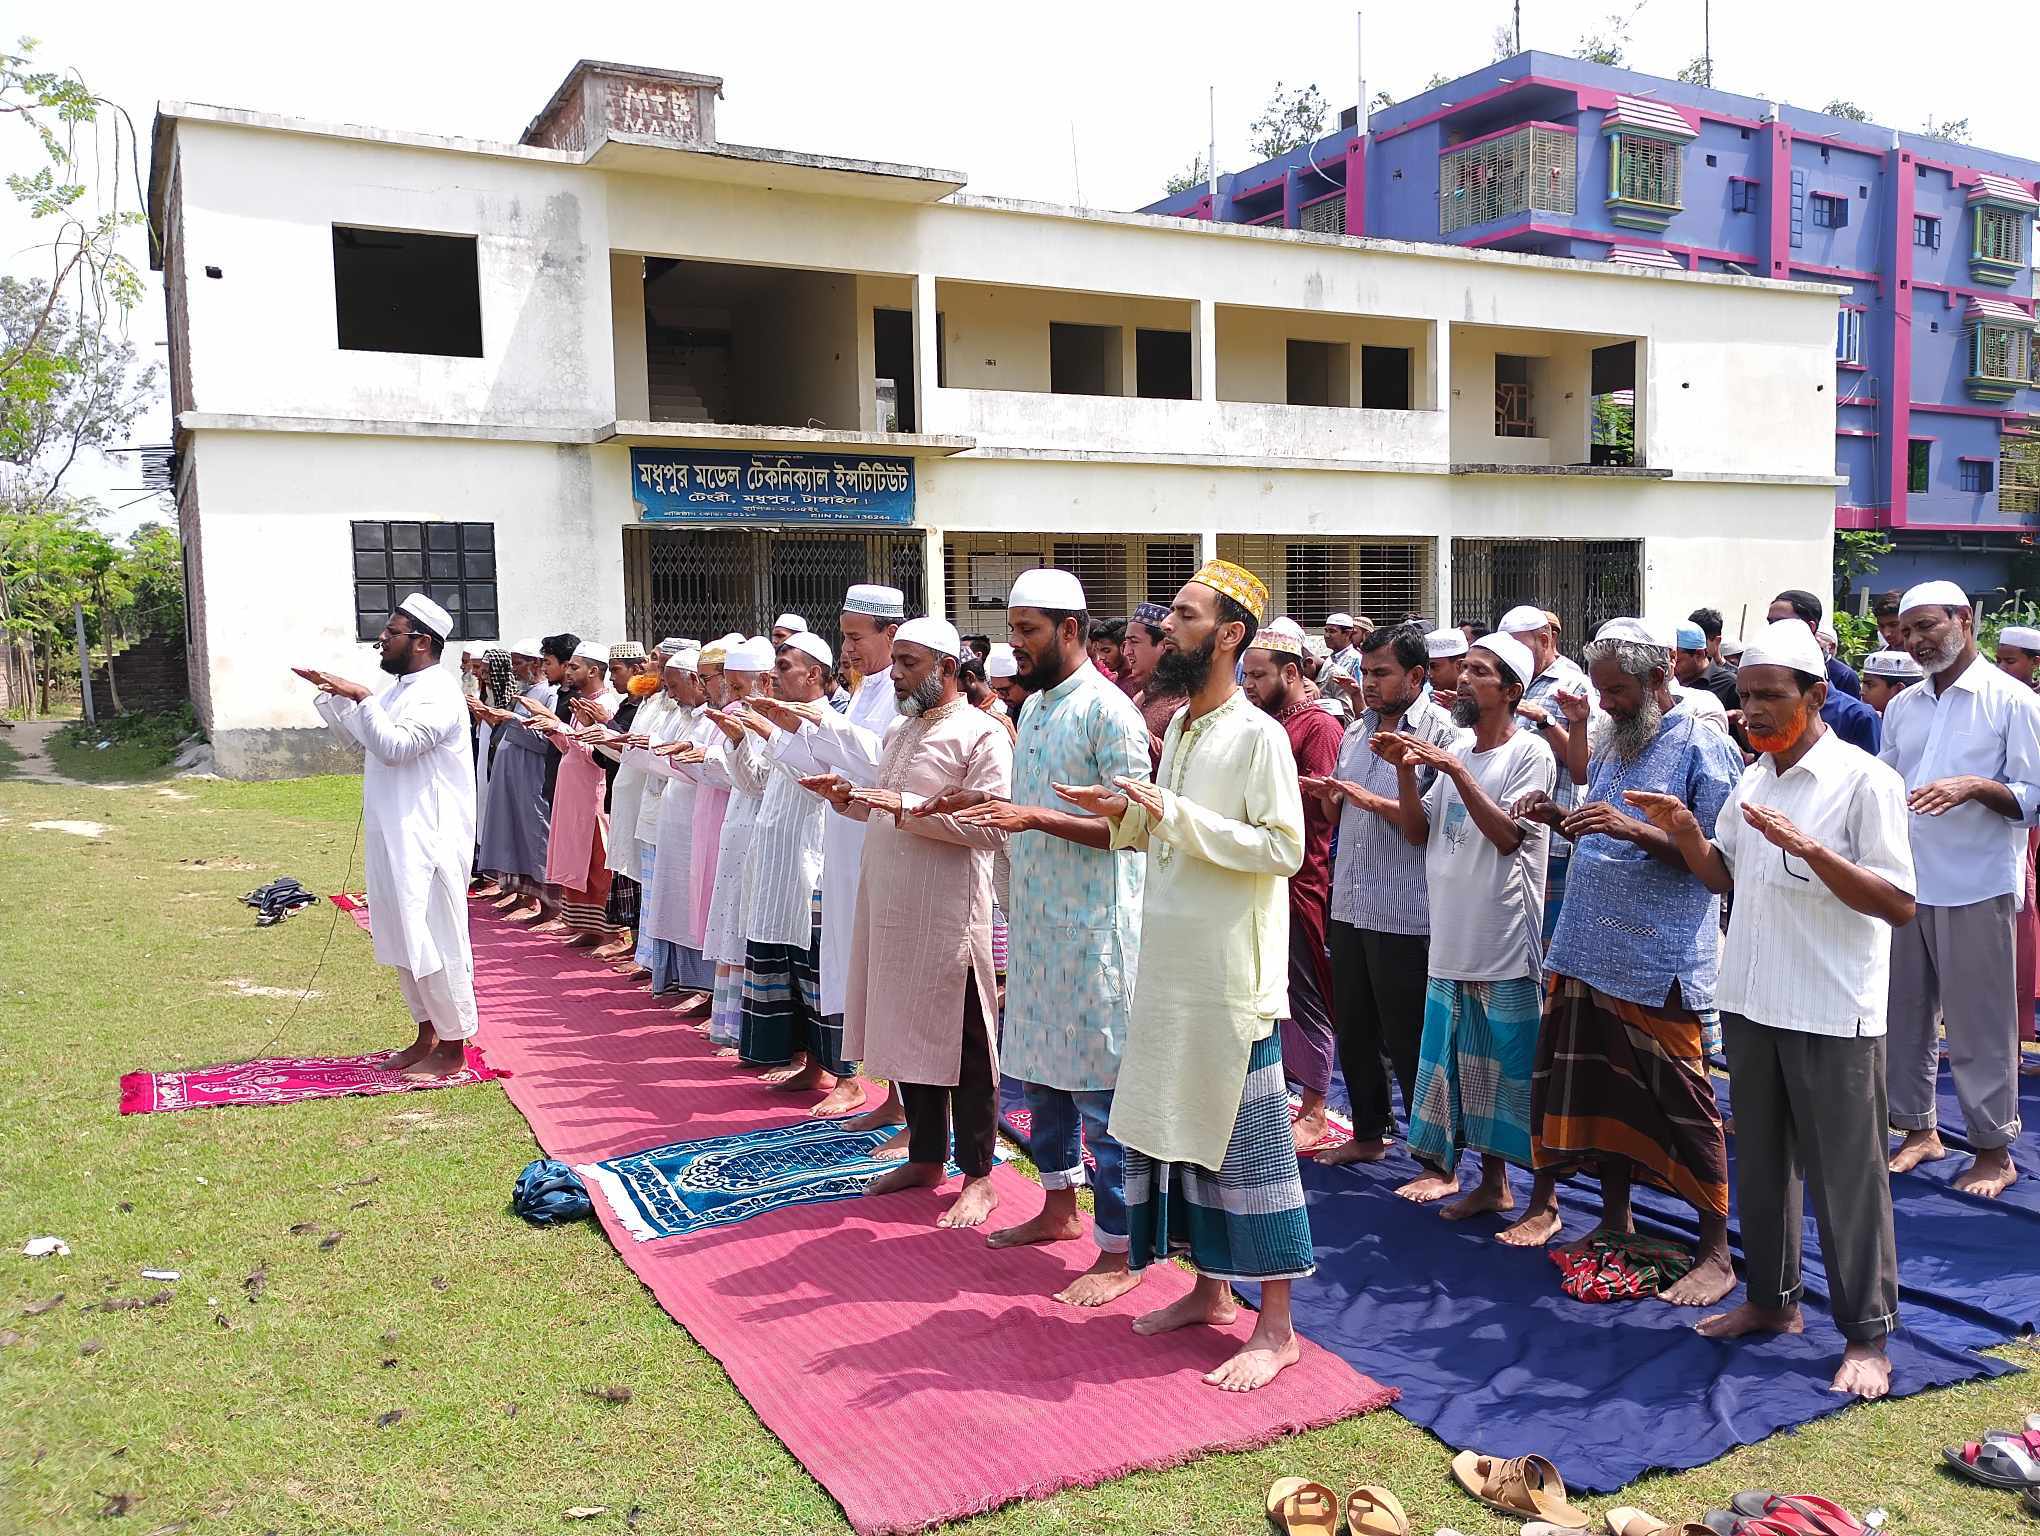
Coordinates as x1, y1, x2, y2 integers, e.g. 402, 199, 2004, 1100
1023, 1082, 1128, 1252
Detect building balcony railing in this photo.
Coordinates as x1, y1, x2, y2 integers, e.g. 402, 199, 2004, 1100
1438, 123, 1577, 236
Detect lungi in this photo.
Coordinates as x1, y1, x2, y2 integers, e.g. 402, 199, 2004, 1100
1409, 975, 1542, 1170
604, 872, 640, 932
738, 893, 847, 1073
1123, 1033, 1315, 1283
1277, 926, 1336, 1099
706, 963, 744, 1048
557, 830, 616, 939
1531, 974, 1729, 1219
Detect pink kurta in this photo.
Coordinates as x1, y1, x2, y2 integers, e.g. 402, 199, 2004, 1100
544, 738, 609, 888
842, 699, 1013, 1087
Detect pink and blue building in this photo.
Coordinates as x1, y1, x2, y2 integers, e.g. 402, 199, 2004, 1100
1144, 52, 2040, 601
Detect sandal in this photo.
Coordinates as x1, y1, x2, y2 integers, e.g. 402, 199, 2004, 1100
1265, 1476, 1338, 1536
1346, 1484, 1410, 1536
1724, 1493, 1862, 1536
1606, 1509, 1715, 1536
1450, 1450, 1590, 1529
1942, 1430, 2040, 1489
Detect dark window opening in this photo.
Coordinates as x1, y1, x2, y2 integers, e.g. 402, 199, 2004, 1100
1495, 354, 1535, 437
1135, 328, 1194, 400
1810, 193, 1848, 229
1360, 345, 1412, 410
1286, 339, 1350, 407
1961, 460, 1994, 494
1049, 322, 1121, 397
1730, 179, 1760, 214
1907, 440, 1931, 494
1285, 544, 1338, 622
351, 520, 495, 642
935, 311, 947, 389
1144, 542, 1196, 605
333, 226, 482, 357
1914, 214, 1940, 249
873, 308, 916, 431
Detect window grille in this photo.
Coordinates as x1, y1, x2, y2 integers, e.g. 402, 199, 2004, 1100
1438, 126, 1576, 235
2002, 438, 2040, 517
1450, 538, 1641, 646
1976, 207, 2026, 267
1615, 135, 1681, 208
1960, 460, 1994, 494
351, 520, 495, 642
937, 533, 1194, 625
1144, 542, 1197, 606
1972, 322, 2031, 383
1217, 535, 1436, 627
1299, 194, 1346, 234
1908, 440, 1931, 494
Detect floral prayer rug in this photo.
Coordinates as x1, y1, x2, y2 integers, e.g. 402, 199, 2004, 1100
581, 1119, 965, 1242
118, 1046, 504, 1115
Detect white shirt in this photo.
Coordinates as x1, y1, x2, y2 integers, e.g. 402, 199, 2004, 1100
1670, 680, 1731, 735
738, 722, 830, 948
1713, 729, 1916, 1036
1877, 654, 2040, 907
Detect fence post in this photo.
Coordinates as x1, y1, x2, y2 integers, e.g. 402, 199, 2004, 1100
74, 603, 95, 727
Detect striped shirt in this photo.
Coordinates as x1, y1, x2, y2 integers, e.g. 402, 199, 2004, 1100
1328, 696, 1468, 936
738, 725, 829, 948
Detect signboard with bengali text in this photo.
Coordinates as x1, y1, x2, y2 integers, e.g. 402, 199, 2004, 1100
630, 448, 914, 526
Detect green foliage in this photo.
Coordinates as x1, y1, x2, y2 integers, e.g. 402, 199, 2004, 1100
1163, 154, 1209, 196
1576, 15, 1630, 66
1832, 610, 1879, 666
1833, 530, 1894, 606
1247, 82, 1328, 160
51, 702, 195, 780
1921, 114, 1971, 144
1979, 600, 2040, 659
1591, 396, 1635, 463
0, 276, 160, 494
1822, 99, 1872, 122
1676, 56, 1714, 87
0, 504, 180, 717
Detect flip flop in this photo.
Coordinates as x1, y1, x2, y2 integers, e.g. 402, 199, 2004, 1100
1943, 1433, 2040, 1489
1725, 1493, 1862, 1536
1265, 1476, 1339, 1536
1345, 1484, 1410, 1536
1606, 1508, 1716, 1536
1450, 1451, 1591, 1529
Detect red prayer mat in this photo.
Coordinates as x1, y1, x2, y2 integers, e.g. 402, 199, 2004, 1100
330, 892, 372, 933
464, 909, 1395, 1534
118, 1045, 505, 1115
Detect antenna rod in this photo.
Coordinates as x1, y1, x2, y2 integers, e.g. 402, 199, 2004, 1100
1356, 11, 1366, 126
1208, 85, 1217, 199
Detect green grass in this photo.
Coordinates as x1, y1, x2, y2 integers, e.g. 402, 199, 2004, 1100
49, 705, 198, 783
0, 731, 20, 779
1, 771, 2035, 1534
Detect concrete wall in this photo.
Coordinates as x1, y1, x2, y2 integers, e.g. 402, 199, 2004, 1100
933, 282, 1193, 395
1212, 305, 1432, 407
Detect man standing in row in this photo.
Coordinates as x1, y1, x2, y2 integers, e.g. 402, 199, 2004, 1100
294, 594, 478, 1077
1121, 600, 1187, 765
1767, 590, 1880, 752
536, 641, 621, 947
1882, 582, 2040, 1198
1067, 561, 1312, 1393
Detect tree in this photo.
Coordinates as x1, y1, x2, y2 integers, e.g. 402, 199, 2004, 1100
1493, 23, 1520, 62
1822, 99, 1872, 122
1676, 56, 1713, 87
1921, 114, 1971, 143
1576, 15, 1629, 67
1833, 529, 1894, 605
1247, 82, 1329, 160
1163, 154, 1209, 196
0, 277, 158, 507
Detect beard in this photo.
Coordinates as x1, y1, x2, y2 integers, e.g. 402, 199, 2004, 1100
1747, 702, 1810, 756
1450, 694, 1481, 728
1607, 696, 1664, 762
377, 648, 406, 676
896, 671, 946, 717
1913, 630, 1963, 674
1151, 631, 1217, 696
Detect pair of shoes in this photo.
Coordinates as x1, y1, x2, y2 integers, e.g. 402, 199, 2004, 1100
1266, 1477, 1408, 1535
1606, 1507, 1716, 1535
1450, 1451, 1588, 1528
1944, 1414, 2040, 1491
243, 877, 318, 926
1700, 1492, 1867, 1535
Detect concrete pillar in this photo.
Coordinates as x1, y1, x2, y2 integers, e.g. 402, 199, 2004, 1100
1198, 529, 1219, 566
922, 524, 947, 623
912, 272, 941, 433
609, 253, 649, 421
1195, 299, 1219, 403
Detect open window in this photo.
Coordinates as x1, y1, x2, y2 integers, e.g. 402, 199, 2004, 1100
1287, 339, 1351, 407
333, 226, 483, 357
1049, 322, 1122, 397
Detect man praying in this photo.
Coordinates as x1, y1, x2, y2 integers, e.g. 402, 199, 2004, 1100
534, 641, 622, 948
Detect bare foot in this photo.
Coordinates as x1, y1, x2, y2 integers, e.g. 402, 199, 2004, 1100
864, 1161, 944, 1198
1133, 1288, 1238, 1336
564, 933, 602, 950
1830, 1340, 1891, 1399
1054, 1254, 1144, 1308
1204, 1322, 1301, 1392
939, 1176, 1000, 1229
987, 1207, 1086, 1250
1696, 1300, 1804, 1339
671, 991, 711, 1015
591, 941, 634, 960
609, 962, 649, 978
1553, 1222, 1633, 1261
1291, 1108, 1329, 1155
383, 1028, 434, 1073
766, 1062, 831, 1093
505, 903, 543, 923
1495, 1205, 1562, 1247
1888, 1128, 1949, 1173
868, 1125, 910, 1161
397, 1040, 466, 1079
713, 1046, 740, 1059
810, 1078, 869, 1117
489, 891, 522, 910
1441, 1182, 1515, 1222
691, 1020, 713, 1036
1952, 1149, 2018, 1198
1660, 1248, 1737, 1308
1316, 1137, 1393, 1166
1394, 1171, 1461, 1204
842, 1099, 905, 1133
471, 882, 502, 899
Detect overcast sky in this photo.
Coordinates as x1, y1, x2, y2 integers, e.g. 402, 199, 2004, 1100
13, 0, 2031, 534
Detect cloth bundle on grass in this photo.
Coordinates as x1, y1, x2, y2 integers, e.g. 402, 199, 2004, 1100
512, 1159, 592, 1225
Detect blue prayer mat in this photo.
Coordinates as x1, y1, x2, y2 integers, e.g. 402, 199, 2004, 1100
580, 1120, 951, 1242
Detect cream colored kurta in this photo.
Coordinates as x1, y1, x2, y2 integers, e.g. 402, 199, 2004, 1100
602, 692, 677, 882
840, 699, 1012, 1086
630, 701, 700, 946
1106, 689, 1305, 1170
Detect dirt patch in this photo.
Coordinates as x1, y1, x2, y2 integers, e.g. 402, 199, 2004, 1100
221, 978, 322, 1001
31, 820, 107, 838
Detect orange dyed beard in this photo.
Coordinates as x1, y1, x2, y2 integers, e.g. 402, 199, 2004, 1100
1746, 703, 1810, 756
626, 672, 662, 698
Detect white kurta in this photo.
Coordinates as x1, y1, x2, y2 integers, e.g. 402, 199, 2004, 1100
314, 665, 477, 982
602, 692, 677, 882
690, 730, 765, 965
629, 701, 699, 944
739, 728, 830, 948
771, 670, 898, 1014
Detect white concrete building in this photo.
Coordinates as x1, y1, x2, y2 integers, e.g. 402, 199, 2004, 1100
148, 61, 1844, 777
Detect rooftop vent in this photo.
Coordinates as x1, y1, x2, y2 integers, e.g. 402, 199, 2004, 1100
520, 60, 723, 153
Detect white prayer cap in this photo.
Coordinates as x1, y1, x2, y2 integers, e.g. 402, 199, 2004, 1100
1864, 648, 1924, 678
1425, 627, 1468, 659
462, 642, 491, 661
663, 646, 701, 674
1472, 631, 1535, 688
1594, 616, 1676, 650
773, 612, 809, 634
657, 636, 692, 653
1999, 627, 2040, 653
510, 636, 544, 658
398, 592, 452, 640
843, 584, 906, 619
782, 631, 833, 669
1324, 612, 1356, 629
725, 637, 776, 674
1899, 579, 1971, 613
986, 645, 1019, 679
1007, 567, 1087, 612
571, 640, 607, 664
1738, 618, 1824, 677
714, 632, 746, 652
1721, 637, 1747, 661
895, 616, 963, 658
1498, 604, 1551, 636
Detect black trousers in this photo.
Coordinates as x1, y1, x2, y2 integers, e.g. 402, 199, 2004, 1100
1721, 1012, 1899, 1343
900, 977, 998, 1178
1328, 922, 1431, 1143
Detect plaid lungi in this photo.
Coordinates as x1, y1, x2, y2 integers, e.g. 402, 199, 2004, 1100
1123, 1033, 1315, 1283
604, 872, 640, 931
557, 837, 616, 939
1409, 975, 1542, 1170
707, 964, 744, 1048
738, 892, 846, 1073
1531, 974, 1730, 1219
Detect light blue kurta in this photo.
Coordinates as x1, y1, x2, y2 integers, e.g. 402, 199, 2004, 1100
1002, 662, 1152, 1093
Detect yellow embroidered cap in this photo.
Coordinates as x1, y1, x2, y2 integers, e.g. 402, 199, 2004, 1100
1190, 558, 1269, 623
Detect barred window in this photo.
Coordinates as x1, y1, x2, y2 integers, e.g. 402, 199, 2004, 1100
1810, 193, 1848, 230
1438, 125, 1576, 235
2003, 438, 2040, 517
1960, 460, 1993, 494
1972, 323, 2031, 383
351, 520, 495, 642
1615, 135, 1681, 208
1299, 193, 1346, 234
1976, 206, 2026, 266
